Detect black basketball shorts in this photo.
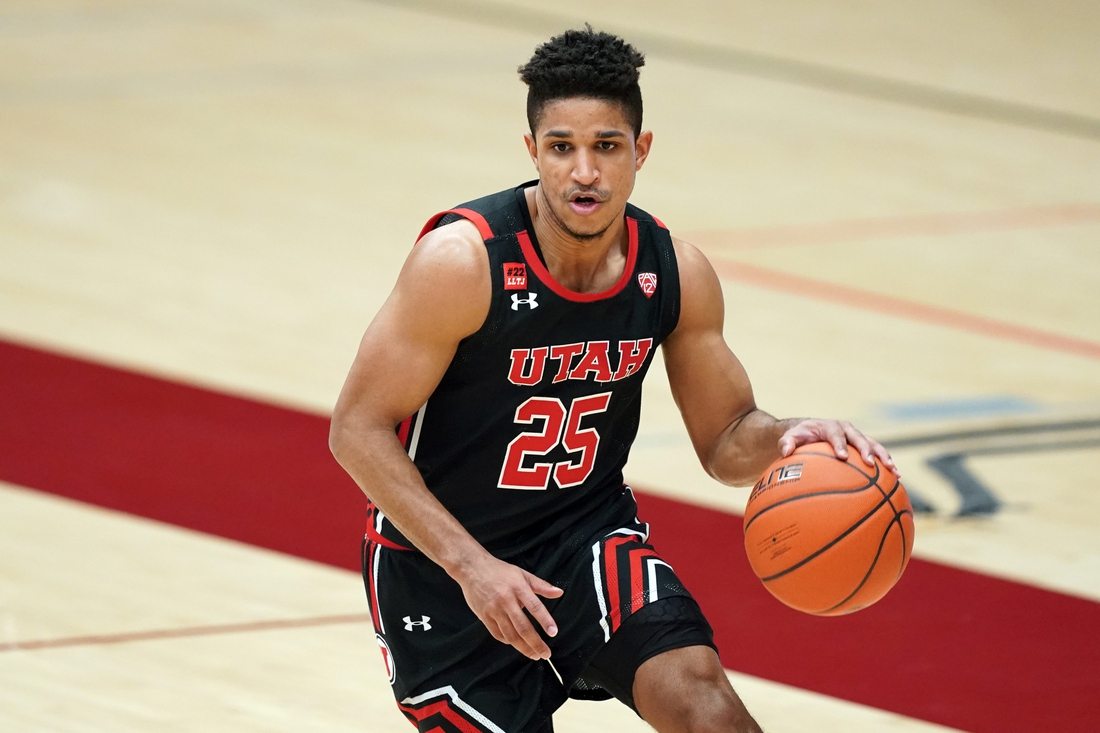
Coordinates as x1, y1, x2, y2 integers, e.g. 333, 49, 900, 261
360, 520, 716, 733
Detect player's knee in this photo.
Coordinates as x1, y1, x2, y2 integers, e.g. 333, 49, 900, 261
679, 674, 759, 733
636, 648, 761, 733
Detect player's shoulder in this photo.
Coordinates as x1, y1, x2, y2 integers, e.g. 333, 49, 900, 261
669, 236, 720, 288
412, 217, 487, 268
400, 218, 490, 305
665, 235, 724, 336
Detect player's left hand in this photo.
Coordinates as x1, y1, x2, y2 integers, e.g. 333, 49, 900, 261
778, 419, 899, 475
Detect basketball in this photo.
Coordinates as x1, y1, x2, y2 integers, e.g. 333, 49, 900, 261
743, 442, 915, 616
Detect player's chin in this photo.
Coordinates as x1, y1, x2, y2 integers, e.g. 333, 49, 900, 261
562, 211, 617, 240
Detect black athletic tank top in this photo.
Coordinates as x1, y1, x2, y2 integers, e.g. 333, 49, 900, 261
370, 181, 680, 559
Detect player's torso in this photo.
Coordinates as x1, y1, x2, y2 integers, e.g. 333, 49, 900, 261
376, 182, 680, 558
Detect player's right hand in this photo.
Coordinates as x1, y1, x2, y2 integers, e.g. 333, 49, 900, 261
454, 554, 563, 661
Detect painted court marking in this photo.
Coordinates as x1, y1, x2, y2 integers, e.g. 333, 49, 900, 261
710, 258, 1100, 361
688, 201, 1100, 249
2, 340, 1098, 733
0, 614, 371, 654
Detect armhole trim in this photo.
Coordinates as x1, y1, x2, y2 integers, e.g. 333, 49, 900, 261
416, 207, 495, 243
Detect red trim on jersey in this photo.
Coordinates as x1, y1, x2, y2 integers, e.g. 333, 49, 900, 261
364, 538, 382, 630
516, 217, 639, 303
651, 215, 668, 230
416, 208, 495, 242
450, 208, 495, 240
365, 518, 414, 551
397, 700, 483, 733
396, 415, 412, 449
365, 503, 414, 551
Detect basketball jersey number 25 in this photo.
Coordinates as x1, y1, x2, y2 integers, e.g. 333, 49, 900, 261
497, 393, 612, 490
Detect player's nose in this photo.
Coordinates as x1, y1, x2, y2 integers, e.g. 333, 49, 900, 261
572, 149, 599, 185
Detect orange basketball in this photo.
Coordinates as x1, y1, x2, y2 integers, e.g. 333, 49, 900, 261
743, 442, 914, 616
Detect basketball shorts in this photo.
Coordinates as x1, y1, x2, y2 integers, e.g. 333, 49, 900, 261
360, 519, 716, 733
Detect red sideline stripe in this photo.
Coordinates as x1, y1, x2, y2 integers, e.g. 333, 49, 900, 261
0, 340, 365, 570
634, 492, 1100, 733
1, 339, 1098, 733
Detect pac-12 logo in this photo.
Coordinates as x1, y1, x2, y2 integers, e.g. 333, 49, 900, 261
376, 633, 396, 685
637, 272, 657, 298
504, 262, 527, 290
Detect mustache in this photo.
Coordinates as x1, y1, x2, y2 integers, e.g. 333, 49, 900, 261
563, 185, 611, 200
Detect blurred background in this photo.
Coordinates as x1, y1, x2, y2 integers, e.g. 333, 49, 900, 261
1, 1, 1098, 732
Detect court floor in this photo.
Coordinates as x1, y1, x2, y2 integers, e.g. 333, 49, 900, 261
1, 1, 1098, 731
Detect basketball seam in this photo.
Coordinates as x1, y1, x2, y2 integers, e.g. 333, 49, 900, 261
877, 473, 913, 580
744, 460, 881, 533
820, 511, 904, 614
758, 479, 901, 582
789, 451, 879, 482
895, 509, 913, 580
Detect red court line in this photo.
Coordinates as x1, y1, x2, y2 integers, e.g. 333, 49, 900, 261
0, 614, 370, 653
712, 258, 1100, 361
688, 201, 1100, 249
1, 339, 1098, 733
0, 339, 366, 569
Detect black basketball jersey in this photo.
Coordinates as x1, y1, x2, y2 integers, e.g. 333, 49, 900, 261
370, 181, 680, 559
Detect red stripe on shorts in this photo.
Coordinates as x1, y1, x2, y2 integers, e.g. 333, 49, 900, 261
397, 700, 482, 733
629, 547, 661, 614
602, 535, 634, 632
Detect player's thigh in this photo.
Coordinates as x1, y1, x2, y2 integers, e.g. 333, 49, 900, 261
363, 539, 566, 733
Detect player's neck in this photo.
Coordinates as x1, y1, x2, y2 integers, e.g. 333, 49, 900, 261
526, 185, 628, 294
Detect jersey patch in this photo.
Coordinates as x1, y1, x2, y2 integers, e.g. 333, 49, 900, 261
638, 272, 657, 298
504, 263, 527, 290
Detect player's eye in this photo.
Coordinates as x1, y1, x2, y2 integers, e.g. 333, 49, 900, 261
597, 141, 616, 151
551, 143, 570, 153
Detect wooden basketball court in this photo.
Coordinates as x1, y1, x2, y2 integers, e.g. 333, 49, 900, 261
2, 1, 1098, 731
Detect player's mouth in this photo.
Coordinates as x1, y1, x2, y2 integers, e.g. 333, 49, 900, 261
567, 191, 605, 216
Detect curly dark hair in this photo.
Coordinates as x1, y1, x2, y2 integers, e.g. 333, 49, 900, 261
518, 25, 645, 137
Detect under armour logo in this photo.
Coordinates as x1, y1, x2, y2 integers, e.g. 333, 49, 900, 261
403, 615, 432, 631
511, 293, 538, 311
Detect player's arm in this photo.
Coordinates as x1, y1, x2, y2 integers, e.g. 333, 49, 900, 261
329, 221, 562, 660
661, 238, 896, 486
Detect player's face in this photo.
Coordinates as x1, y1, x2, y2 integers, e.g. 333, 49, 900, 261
524, 97, 652, 241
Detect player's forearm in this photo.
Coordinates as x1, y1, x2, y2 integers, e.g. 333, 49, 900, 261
707, 410, 801, 487
329, 421, 492, 579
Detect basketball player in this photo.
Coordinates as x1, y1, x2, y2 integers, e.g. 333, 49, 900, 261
330, 27, 896, 733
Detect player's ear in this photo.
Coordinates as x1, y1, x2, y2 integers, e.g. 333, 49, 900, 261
523, 133, 540, 171
634, 130, 653, 171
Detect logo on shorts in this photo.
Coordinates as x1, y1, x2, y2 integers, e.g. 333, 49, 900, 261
504, 263, 527, 290
511, 293, 538, 311
638, 272, 657, 298
376, 633, 396, 685
403, 615, 432, 631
